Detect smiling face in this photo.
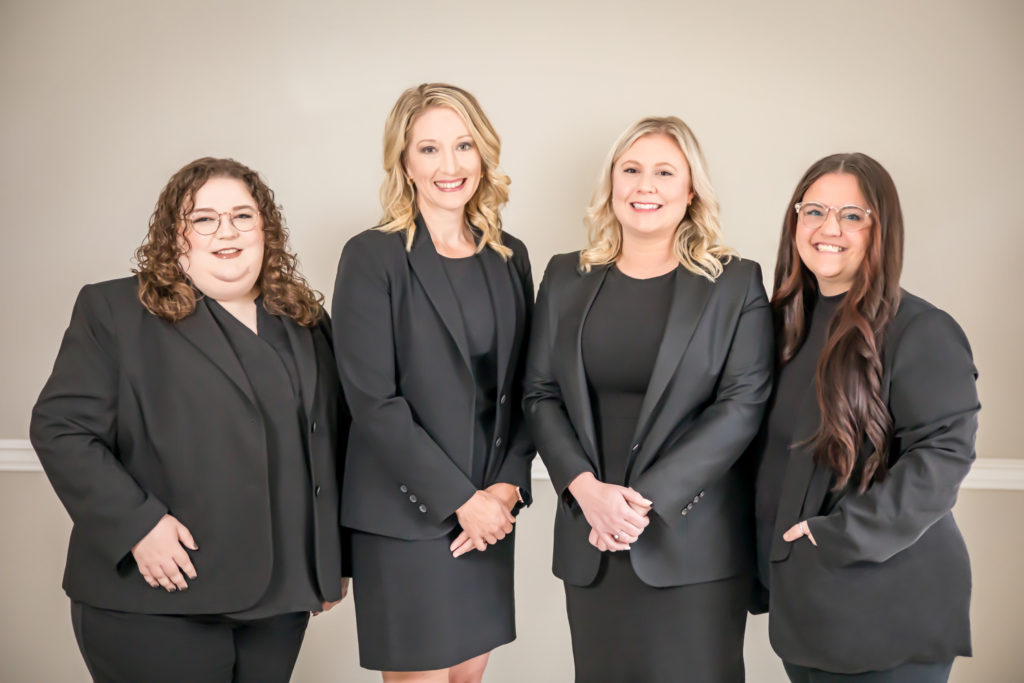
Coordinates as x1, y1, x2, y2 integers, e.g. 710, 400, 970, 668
178, 176, 265, 304
403, 105, 482, 222
795, 172, 872, 296
611, 133, 694, 242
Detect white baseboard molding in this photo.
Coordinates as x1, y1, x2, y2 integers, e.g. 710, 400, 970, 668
3, 439, 1023, 491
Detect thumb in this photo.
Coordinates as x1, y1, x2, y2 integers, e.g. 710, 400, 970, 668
176, 522, 199, 551
622, 487, 653, 507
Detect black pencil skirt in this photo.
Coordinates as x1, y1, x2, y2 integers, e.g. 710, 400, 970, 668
350, 527, 516, 671
564, 551, 749, 683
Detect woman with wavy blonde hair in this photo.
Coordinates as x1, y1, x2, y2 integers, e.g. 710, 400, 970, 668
31, 157, 349, 682
333, 83, 535, 682
525, 116, 772, 681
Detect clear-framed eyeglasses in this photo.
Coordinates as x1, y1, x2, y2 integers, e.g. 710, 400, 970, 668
794, 202, 872, 232
185, 209, 261, 235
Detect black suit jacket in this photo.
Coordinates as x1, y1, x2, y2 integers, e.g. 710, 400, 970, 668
524, 253, 773, 587
29, 277, 348, 614
765, 291, 978, 673
331, 219, 534, 540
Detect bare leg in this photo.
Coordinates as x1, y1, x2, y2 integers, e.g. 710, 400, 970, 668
382, 669, 448, 683
448, 652, 490, 683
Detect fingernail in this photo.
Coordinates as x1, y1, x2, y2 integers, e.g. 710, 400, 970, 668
190, 544, 199, 550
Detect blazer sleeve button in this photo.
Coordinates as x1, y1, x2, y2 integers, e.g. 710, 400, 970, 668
631, 443, 640, 452
681, 509, 688, 516
494, 437, 502, 448
499, 394, 508, 405
418, 504, 427, 514
409, 495, 417, 503
400, 485, 408, 493
311, 420, 317, 433
693, 496, 700, 504
314, 486, 321, 496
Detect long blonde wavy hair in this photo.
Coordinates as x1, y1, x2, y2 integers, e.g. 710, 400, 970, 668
377, 83, 511, 258
580, 116, 735, 279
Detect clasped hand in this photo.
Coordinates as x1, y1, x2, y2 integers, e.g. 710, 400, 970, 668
569, 472, 652, 552
450, 484, 519, 557
131, 514, 198, 592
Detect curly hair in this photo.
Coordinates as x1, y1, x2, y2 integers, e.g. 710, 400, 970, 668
133, 157, 324, 326
579, 116, 735, 278
772, 153, 904, 491
378, 83, 512, 259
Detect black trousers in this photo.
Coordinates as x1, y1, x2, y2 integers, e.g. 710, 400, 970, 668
71, 601, 309, 683
784, 660, 953, 683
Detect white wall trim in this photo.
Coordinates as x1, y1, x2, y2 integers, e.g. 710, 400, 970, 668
3, 439, 1023, 491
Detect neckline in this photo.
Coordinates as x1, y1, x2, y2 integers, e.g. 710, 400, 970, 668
612, 263, 677, 282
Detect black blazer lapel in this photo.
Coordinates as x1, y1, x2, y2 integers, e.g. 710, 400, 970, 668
769, 385, 821, 561
558, 265, 609, 473
479, 244, 519, 392
173, 301, 257, 406
282, 317, 318, 419
407, 216, 471, 368
627, 269, 713, 474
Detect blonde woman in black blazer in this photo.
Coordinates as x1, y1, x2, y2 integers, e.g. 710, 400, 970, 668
754, 153, 978, 682
332, 84, 533, 682
524, 116, 773, 682
30, 158, 349, 683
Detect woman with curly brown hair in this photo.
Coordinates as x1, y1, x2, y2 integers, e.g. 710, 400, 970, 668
754, 153, 979, 682
30, 157, 350, 683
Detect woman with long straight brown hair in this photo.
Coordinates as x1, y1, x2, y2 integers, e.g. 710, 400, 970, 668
754, 153, 979, 682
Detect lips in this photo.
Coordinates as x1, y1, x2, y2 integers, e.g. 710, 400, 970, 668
814, 243, 845, 253
213, 248, 242, 259
630, 202, 662, 211
434, 179, 467, 191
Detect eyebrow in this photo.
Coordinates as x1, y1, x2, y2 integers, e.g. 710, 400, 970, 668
412, 135, 474, 146
619, 158, 679, 171
191, 204, 257, 212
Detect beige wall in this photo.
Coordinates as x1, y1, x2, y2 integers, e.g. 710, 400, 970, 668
3, 0, 1023, 681
2, 0, 1022, 458
2, 474, 1021, 681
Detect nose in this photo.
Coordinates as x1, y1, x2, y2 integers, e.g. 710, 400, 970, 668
640, 172, 657, 193
819, 208, 843, 236
213, 212, 240, 238
440, 147, 458, 175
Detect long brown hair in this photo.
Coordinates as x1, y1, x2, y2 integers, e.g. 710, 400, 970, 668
133, 157, 324, 326
772, 153, 904, 490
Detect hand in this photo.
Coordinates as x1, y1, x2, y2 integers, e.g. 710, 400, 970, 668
131, 514, 198, 592
569, 472, 652, 552
782, 520, 817, 546
313, 577, 351, 615
484, 482, 521, 512
451, 490, 516, 557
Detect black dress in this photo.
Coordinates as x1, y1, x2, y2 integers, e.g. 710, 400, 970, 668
565, 266, 748, 683
350, 252, 516, 671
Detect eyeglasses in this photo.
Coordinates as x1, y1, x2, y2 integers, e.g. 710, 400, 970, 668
185, 209, 260, 235
794, 202, 872, 232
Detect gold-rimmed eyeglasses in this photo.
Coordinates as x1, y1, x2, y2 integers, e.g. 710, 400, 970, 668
794, 202, 872, 232
185, 209, 261, 236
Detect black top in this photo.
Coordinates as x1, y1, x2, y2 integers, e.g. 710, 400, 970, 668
440, 253, 499, 487
582, 265, 676, 485
207, 298, 322, 618
754, 291, 842, 586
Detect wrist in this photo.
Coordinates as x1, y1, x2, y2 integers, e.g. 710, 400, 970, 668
568, 472, 597, 499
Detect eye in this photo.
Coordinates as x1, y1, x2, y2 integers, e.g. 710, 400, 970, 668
840, 209, 864, 222
191, 214, 215, 224
456, 141, 475, 151
419, 145, 436, 154
803, 206, 824, 217
234, 211, 254, 220
657, 170, 674, 177
621, 167, 638, 174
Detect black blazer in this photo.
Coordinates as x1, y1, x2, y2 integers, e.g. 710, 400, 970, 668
524, 253, 773, 587
766, 291, 979, 673
29, 277, 348, 614
332, 219, 534, 540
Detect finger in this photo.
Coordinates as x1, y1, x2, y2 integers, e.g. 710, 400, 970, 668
614, 531, 639, 544
615, 521, 645, 537
176, 523, 199, 551
622, 487, 654, 508
802, 520, 818, 546
140, 573, 159, 588
782, 523, 803, 542
341, 577, 351, 598
588, 529, 600, 548
603, 533, 630, 551
450, 531, 470, 552
483, 533, 498, 545
452, 539, 477, 558
160, 558, 188, 590
621, 509, 648, 528
474, 538, 487, 552
154, 573, 176, 592
171, 549, 197, 580
502, 520, 514, 534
